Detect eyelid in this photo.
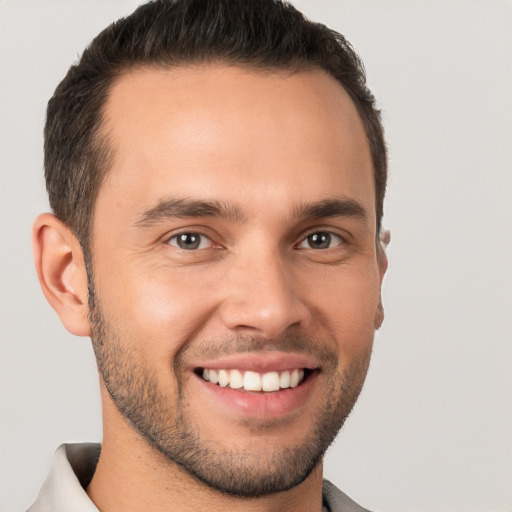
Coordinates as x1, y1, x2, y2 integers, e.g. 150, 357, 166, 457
298, 232, 343, 250
166, 232, 212, 250
295, 228, 347, 250
163, 227, 222, 250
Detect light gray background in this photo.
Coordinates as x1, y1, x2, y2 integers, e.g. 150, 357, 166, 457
1, 1, 511, 511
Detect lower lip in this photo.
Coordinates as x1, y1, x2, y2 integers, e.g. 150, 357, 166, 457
194, 371, 319, 419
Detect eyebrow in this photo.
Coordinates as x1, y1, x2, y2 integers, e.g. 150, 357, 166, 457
134, 196, 368, 228
135, 197, 246, 227
295, 198, 368, 224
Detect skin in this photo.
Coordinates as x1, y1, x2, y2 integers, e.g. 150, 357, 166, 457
33, 65, 387, 512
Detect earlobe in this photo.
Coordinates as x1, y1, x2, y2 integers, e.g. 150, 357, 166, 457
32, 213, 91, 337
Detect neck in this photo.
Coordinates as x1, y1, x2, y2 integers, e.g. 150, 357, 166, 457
87, 398, 325, 512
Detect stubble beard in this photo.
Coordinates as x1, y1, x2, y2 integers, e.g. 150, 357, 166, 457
88, 289, 373, 498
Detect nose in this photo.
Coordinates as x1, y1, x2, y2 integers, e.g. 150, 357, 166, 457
218, 249, 312, 339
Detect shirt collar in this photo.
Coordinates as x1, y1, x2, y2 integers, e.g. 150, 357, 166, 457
29, 443, 361, 512
28, 444, 100, 512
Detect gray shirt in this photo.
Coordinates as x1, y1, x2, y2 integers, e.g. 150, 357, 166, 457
28, 444, 371, 512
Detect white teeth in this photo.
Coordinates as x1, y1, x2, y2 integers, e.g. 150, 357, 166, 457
280, 371, 290, 389
290, 369, 300, 388
261, 372, 280, 392
201, 367, 307, 392
229, 369, 243, 389
218, 369, 229, 387
243, 371, 262, 391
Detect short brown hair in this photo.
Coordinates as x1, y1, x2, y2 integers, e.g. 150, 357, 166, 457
45, 0, 387, 259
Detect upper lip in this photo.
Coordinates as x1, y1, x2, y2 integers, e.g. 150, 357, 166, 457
192, 352, 320, 373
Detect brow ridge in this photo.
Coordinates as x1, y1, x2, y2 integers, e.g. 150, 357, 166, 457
135, 196, 367, 228
135, 197, 246, 227
295, 198, 368, 223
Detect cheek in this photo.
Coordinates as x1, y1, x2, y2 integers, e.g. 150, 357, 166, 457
308, 265, 381, 349
94, 261, 223, 358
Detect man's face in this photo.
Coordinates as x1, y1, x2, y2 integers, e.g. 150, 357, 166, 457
89, 65, 386, 496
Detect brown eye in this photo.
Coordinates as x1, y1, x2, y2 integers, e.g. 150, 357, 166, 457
299, 231, 343, 250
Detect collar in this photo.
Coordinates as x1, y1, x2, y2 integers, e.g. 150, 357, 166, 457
28, 443, 369, 512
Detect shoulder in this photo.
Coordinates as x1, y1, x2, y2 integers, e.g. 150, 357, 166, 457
322, 479, 373, 512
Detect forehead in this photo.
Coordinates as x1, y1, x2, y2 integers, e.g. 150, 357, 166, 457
97, 64, 375, 226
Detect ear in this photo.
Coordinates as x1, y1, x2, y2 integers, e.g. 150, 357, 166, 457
374, 230, 390, 330
32, 213, 91, 336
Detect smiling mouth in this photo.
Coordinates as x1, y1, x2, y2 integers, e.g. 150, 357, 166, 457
196, 368, 314, 392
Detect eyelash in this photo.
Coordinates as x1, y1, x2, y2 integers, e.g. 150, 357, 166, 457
165, 229, 346, 252
166, 232, 216, 251
297, 231, 344, 250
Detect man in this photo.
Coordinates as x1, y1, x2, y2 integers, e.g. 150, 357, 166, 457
29, 0, 388, 510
